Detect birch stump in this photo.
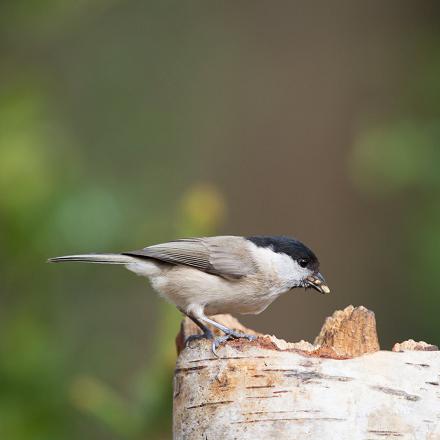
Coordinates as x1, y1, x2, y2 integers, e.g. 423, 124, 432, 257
173, 306, 440, 439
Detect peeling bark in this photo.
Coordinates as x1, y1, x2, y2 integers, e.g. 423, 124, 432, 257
314, 305, 380, 357
173, 307, 440, 439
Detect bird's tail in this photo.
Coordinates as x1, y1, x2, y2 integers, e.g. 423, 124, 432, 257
47, 253, 135, 265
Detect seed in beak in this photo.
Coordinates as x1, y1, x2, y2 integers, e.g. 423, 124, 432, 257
306, 275, 330, 294
307, 275, 322, 285
321, 285, 330, 294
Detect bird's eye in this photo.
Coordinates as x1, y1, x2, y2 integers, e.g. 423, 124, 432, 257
298, 258, 309, 268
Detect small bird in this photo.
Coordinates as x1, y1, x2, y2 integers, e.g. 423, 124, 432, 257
49, 235, 329, 354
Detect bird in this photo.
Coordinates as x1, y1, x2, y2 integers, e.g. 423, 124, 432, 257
48, 235, 329, 355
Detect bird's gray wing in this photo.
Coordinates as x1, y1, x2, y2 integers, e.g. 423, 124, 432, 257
205, 236, 257, 278
123, 236, 256, 278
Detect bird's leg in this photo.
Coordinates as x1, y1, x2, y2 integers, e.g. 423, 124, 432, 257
200, 316, 257, 356
184, 315, 214, 348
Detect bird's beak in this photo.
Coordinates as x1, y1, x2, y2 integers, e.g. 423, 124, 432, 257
305, 272, 330, 294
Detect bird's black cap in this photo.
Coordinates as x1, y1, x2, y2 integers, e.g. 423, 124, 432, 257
246, 235, 319, 272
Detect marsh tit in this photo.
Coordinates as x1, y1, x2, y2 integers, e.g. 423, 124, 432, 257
49, 235, 329, 354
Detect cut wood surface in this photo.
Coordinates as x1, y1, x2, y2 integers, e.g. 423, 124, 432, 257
173, 306, 440, 440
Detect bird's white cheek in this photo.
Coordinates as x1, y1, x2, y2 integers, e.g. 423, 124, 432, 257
271, 255, 308, 286
250, 246, 310, 288
289, 262, 312, 286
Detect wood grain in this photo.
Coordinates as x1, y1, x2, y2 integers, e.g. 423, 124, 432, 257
173, 307, 439, 439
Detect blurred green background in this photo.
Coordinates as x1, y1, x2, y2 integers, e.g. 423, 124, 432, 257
1, 1, 440, 439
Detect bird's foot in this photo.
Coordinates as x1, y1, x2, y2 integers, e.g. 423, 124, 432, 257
185, 330, 214, 348
211, 332, 257, 357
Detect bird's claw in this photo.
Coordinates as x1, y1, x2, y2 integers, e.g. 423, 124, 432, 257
211, 332, 257, 357
185, 331, 214, 348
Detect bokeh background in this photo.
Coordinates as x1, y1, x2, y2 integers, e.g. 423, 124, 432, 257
1, 1, 440, 439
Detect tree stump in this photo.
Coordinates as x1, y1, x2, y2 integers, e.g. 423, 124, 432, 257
173, 306, 440, 439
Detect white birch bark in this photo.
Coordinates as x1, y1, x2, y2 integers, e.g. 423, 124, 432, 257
173, 310, 440, 440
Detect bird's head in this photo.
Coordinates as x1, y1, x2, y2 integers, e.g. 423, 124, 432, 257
247, 235, 330, 294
